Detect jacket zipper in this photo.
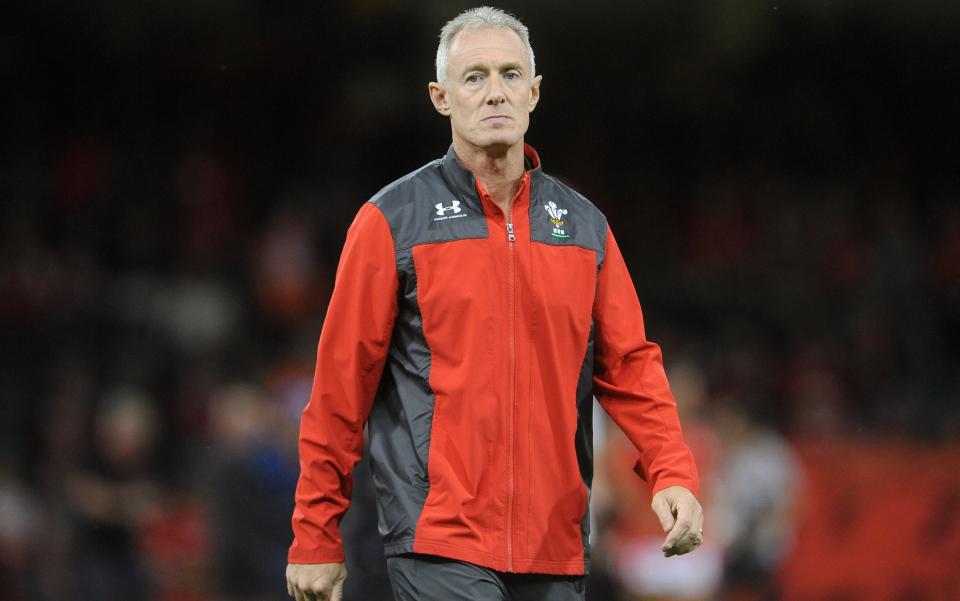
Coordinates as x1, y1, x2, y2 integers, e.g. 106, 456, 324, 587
505, 211, 516, 571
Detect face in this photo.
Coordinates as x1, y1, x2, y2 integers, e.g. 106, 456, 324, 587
429, 27, 542, 153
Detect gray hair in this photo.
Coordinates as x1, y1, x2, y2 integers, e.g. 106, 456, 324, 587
435, 6, 536, 86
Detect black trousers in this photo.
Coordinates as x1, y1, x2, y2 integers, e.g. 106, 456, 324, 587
386, 553, 586, 601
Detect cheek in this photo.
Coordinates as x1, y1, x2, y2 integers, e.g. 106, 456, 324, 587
451, 97, 477, 117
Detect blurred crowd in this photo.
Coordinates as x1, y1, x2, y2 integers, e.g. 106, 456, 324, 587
2, 2, 958, 600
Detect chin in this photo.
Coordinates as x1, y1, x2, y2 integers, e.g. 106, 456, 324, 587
475, 133, 523, 151
477, 141, 517, 156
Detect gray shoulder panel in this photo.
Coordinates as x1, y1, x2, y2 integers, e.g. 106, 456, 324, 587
528, 174, 608, 265
369, 160, 488, 251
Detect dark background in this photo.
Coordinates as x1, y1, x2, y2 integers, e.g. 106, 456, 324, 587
2, 1, 959, 600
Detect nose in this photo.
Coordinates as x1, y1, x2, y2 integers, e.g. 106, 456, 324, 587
486, 75, 506, 105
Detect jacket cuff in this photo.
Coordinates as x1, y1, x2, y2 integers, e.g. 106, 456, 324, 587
649, 475, 700, 499
287, 547, 346, 565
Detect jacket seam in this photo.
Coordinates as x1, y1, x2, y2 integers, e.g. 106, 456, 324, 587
359, 203, 400, 380
529, 239, 603, 254
402, 235, 488, 252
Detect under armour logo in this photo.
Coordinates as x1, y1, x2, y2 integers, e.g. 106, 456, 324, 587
436, 201, 462, 216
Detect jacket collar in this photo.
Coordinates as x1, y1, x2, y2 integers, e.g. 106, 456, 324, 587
440, 143, 544, 206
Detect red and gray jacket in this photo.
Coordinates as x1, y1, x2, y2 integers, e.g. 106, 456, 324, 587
288, 144, 699, 575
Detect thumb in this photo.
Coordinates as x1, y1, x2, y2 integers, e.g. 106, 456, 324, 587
332, 577, 345, 601
651, 494, 675, 533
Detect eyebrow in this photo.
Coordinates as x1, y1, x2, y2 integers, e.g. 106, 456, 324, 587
461, 62, 525, 76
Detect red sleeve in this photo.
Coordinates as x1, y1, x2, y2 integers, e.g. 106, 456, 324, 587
288, 202, 398, 564
592, 225, 700, 497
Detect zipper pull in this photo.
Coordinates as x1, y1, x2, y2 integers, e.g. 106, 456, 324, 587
506, 222, 515, 242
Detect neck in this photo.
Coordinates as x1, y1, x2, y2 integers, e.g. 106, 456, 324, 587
452, 138, 526, 214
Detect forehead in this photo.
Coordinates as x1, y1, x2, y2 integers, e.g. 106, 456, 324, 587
447, 27, 529, 71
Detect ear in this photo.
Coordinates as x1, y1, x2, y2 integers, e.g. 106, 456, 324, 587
528, 74, 542, 113
428, 82, 451, 116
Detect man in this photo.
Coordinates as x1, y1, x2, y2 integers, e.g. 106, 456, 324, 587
286, 7, 703, 601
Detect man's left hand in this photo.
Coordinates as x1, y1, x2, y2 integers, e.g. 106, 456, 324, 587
651, 485, 704, 557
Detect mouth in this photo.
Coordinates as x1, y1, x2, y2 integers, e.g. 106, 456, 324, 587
482, 115, 512, 123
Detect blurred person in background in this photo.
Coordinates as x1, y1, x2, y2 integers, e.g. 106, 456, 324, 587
63, 387, 160, 601
286, 6, 703, 601
711, 399, 802, 601
201, 382, 298, 601
0, 459, 39, 600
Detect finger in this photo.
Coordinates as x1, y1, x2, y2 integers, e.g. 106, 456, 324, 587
663, 516, 691, 550
304, 585, 326, 601
663, 501, 694, 553
690, 510, 705, 546
651, 495, 675, 533
683, 502, 705, 549
332, 578, 345, 601
673, 527, 704, 555
293, 587, 307, 601
287, 578, 294, 597
670, 510, 705, 556
304, 579, 331, 601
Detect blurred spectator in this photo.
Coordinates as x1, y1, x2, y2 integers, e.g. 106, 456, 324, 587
139, 479, 210, 601
63, 388, 161, 601
711, 400, 803, 601
200, 382, 297, 601
0, 461, 38, 600
253, 204, 326, 326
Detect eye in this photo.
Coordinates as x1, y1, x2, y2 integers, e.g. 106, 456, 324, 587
504, 71, 521, 80
465, 73, 482, 84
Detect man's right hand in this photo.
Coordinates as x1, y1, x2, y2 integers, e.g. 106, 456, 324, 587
286, 562, 347, 601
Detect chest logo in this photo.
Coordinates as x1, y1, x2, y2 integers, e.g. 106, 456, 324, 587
434, 200, 466, 221
544, 201, 570, 238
